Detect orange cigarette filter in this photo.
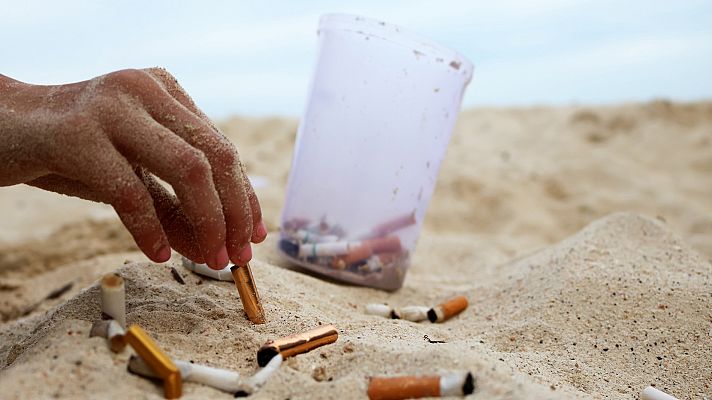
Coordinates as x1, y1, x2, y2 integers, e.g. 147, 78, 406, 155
372, 211, 416, 237
368, 375, 440, 400
257, 324, 338, 367
368, 372, 474, 399
230, 263, 266, 324
363, 236, 402, 253
331, 244, 373, 268
427, 295, 468, 323
124, 325, 182, 399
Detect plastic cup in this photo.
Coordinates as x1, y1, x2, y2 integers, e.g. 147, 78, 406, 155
278, 14, 473, 291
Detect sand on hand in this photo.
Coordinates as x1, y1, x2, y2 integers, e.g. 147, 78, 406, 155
1, 101, 711, 399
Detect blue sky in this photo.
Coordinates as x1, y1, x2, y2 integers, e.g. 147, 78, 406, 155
2, 0, 711, 118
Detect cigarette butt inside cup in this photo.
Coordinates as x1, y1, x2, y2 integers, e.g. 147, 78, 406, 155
428, 296, 468, 323
230, 264, 266, 324
372, 212, 417, 238
257, 324, 338, 367
363, 236, 402, 253
332, 244, 373, 268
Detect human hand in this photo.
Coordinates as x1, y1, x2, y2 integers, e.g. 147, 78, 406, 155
0, 68, 266, 269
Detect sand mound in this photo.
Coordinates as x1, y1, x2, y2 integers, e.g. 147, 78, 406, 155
1, 101, 711, 399
0, 213, 709, 399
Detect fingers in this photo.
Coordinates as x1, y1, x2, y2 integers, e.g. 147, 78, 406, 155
134, 72, 261, 264
143, 67, 265, 245
110, 112, 228, 269
134, 168, 205, 264
62, 140, 171, 263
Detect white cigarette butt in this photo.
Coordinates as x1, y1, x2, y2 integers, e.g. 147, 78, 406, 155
440, 372, 474, 396
128, 352, 283, 396
298, 242, 352, 258
100, 273, 126, 328
397, 306, 430, 322
365, 304, 396, 319
182, 257, 234, 281
642, 386, 678, 400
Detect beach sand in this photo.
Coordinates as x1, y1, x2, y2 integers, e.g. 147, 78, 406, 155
0, 101, 710, 399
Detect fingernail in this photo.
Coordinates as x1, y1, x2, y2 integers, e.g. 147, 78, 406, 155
215, 246, 229, 269
237, 244, 253, 264
157, 245, 172, 263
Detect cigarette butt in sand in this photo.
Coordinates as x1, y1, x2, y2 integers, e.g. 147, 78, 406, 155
124, 325, 182, 399
427, 296, 468, 323
298, 241, 351, 258
257, 324, 338, 367
238, 353, 283, 396
397, 306, 430, 322
182, 257, 233, 281
365, 304, 398, 319
642, 386, 678, 400
128, 353, 282, 396
367, 372, 474, 400
362, 236, 402, 254
100, 273, 126, 329
230, 263, 266, 324
90, 320, 126, 352
331, 244, 374, 268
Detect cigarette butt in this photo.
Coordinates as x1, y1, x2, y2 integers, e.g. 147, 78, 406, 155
293, 230, 339, 243
89, 319, 126, 352
230, 264, 266, 324
363, 236, 402, 254
100, 273, 126, 329
365, 304, 398, 319
182, 257, 233, 281
124, 325, 182, 399
397, 306, 430, 322
239, 353, 283, 396
428, 296, 468, 323
257, 324, 338, 367
359, 256, 383, 273
298, 242, 350, 258
371, 211, 417, 238
642, 386, 678, 400
376, 252, 401, 265
367, 372, 474, 400
332, 244, 373, 268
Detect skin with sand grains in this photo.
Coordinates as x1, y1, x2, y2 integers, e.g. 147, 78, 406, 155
0, 68, 266, 269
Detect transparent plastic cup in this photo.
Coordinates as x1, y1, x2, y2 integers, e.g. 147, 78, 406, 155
278, 14, 473, 291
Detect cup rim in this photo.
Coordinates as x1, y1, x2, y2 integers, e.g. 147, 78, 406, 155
318, 13, 474, 79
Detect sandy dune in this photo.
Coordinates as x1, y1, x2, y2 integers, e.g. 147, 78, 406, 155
1, 101, 711, 399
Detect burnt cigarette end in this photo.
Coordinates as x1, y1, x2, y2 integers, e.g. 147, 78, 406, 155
234, 390, 249, 398
389, 310, 400, 320
256, 346, 280, 368
427, 309, 438, 323
102, 273, 123, 288
463, 372, 475, 395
